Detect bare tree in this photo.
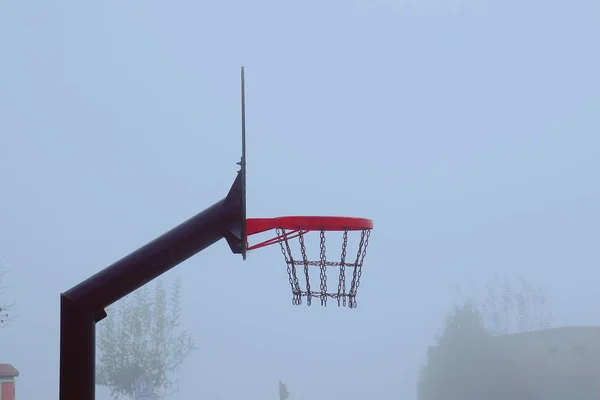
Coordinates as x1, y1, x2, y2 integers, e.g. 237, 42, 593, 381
456, 275, 553, 335
0, 264, 15, 327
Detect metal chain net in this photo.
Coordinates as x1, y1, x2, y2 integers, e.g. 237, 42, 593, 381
276, 228, 371, 308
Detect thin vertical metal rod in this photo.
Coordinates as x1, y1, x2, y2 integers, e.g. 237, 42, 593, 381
241, 66, 246, 171
240, 66, 247, 259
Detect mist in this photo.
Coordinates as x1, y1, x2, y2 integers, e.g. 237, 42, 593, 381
1, 0, 599, 399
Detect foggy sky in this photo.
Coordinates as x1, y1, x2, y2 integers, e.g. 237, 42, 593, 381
1, 0, 599, 399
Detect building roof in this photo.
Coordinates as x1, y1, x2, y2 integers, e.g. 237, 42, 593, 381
493, 326, 600, 342
0, 364, 19, 377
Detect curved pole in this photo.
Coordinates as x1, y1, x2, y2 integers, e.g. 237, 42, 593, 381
59, 173, 244, 400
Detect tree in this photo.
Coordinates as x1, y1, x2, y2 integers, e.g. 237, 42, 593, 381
456, 274, 553, 335
279, 380, 290, 400
0, 264, 14, 327
418, 302, 534, 400
418, 301, 490, 399
96, 277, 196, 399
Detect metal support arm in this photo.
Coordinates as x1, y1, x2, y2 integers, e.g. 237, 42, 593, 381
59, 172, 244, 400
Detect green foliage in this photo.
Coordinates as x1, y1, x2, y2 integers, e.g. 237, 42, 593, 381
419, 297, 539, 400
279, 380, 290, 400
419, 276, 554, 399
418, 301, 494, 400
96, 278, 196, 399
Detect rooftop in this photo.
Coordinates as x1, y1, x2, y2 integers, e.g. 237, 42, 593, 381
0, 364, 19, 378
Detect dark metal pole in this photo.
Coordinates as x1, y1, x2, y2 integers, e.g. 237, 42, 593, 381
59, 172, 244, 400
60, 294, 96, 400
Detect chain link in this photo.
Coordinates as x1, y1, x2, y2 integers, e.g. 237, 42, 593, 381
354, 229, 370, 300
348, 229, 371, 308
319, 230, 328, 306
298, 231, 312, 306
276, 228, 371, 308
287, 260, 359, 267
277, 228, 301, 305
337, 230, 348, 307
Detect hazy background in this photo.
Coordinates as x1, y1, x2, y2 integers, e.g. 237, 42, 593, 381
1, 0, 599, 399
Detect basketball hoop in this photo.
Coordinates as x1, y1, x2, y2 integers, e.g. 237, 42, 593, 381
246, 217, 373, 308
58, 67, 376, 400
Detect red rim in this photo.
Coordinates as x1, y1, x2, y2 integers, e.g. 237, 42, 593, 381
246, 216, 373, 236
